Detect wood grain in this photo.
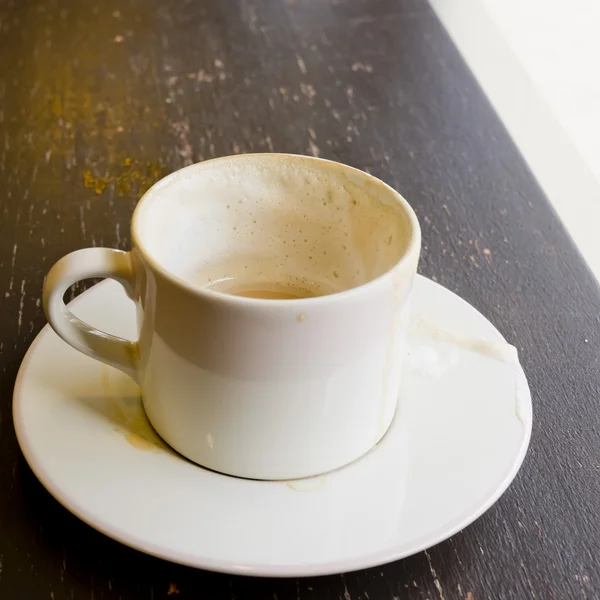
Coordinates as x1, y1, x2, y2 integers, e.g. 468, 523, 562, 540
1, 0, 599, 598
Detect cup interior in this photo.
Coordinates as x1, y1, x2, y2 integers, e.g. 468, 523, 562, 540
133, 154, 417, 298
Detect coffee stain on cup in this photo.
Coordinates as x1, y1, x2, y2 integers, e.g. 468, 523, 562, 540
100, 366, 170, 454
378, 273, 410, 442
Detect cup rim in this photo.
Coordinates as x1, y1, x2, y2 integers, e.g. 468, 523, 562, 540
131, 153, 421, 306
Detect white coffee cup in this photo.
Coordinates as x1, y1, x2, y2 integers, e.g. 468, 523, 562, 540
43, 154, 421, 480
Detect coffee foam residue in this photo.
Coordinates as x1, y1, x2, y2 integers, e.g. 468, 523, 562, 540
407, 315, 530, 427
136, 155, 412, 294
412, 315, 518, 362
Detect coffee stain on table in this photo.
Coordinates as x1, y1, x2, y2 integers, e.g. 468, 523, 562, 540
83, 157, 163, 196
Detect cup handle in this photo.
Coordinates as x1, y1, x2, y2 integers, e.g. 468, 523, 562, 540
42, 248, 139, 383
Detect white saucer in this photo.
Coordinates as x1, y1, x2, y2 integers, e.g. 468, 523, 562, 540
13, 276, 532, 577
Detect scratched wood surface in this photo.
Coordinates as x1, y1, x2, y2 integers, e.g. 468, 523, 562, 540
1, 0, 599, 598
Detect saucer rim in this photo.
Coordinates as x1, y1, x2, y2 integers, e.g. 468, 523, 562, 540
13, 276, 532, 577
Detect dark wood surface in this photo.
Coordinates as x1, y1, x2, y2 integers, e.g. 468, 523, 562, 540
1, 0, 599, 598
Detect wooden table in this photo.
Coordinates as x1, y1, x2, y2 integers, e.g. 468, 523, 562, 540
1, 0, 599, 597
